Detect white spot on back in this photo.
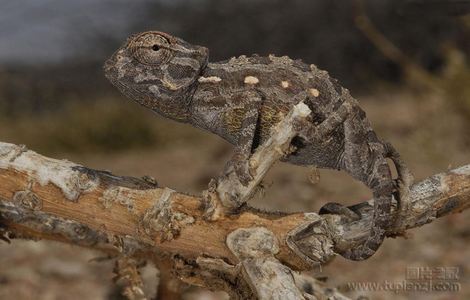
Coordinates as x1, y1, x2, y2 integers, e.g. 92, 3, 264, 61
309, 88, 320, 97
281, 81, 289, 88
244, 76, 259, 85
198, 76, 222, 83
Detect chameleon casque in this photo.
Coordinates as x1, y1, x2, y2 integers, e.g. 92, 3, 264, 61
104, 31, 411, 260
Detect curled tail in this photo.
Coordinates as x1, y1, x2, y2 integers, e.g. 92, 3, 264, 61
341, 153, 394, 260
383, 141, 414, 192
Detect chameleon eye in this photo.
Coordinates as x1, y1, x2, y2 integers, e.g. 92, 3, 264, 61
130, 32, 172, 66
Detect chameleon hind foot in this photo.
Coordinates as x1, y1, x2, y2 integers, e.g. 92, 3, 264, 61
319, 202, 361, 222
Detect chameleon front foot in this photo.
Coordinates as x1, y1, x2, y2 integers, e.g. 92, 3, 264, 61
225, 158, 254, 186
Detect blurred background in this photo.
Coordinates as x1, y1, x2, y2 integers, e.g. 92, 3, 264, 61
0, 0, 469, 299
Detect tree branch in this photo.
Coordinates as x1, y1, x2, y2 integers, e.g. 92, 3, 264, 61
0, 138, 468, 298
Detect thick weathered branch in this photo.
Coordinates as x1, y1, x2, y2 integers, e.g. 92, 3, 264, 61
0, 140, 469, 298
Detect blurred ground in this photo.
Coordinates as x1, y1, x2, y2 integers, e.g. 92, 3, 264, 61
0, 1, 469, 299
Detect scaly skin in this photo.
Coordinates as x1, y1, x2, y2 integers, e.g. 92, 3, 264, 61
104, 31, 412, 260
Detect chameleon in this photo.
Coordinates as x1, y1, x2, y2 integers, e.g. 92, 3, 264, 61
104, 31, 412, 260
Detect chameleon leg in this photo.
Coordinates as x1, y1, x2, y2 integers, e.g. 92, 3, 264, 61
303, 99, 396, 260
315, 99, 354, 138
224, 91, 263, 186
341, 152, 394, 260
340, 141, 413, 260
295, 97, 355, 141
304, 100, 365, 220
327, 99, 397, 260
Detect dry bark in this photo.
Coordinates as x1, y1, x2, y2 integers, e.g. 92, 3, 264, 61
0, 103, 469, 298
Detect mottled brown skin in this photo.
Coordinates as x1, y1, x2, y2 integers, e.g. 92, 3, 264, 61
104, 31, 411, 260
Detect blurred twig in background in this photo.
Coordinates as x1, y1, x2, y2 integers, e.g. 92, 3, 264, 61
354, 0, 470, 145
354, 0, 441, 90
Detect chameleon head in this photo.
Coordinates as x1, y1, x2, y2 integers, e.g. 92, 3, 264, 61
104, 31, 209, 115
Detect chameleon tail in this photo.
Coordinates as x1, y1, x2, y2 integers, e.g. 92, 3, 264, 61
341, 154, 394, 261
383, 141, 414, 189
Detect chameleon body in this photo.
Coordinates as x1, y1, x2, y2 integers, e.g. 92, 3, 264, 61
104, 31, 411, 260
